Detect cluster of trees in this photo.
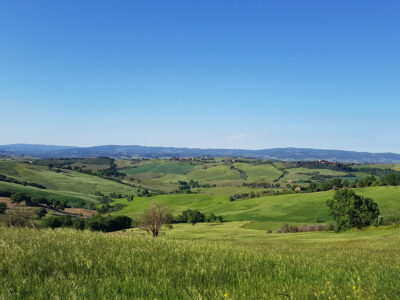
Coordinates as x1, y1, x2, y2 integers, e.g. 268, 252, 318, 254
176, 180, 201, 193
137, 188, 152, 197
229, 165, 248, 180
43, 214, 132, 232
230, 192, 254, 201
306, 174, 400, 193
230, 189, 294, 201
327, 189, 380, 231
76, 167, 125, 179
356, 167, 400, 177
288, 161, 354, 172
276, 223, 331, 233
10, 192, 71, 210
174, 209, 223, 225
0, 174, 46, 189
97, 203, 126, 214
304, 178, 345, 192
243, 182, 279, 188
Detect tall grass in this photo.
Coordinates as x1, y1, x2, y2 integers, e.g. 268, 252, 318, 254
1, 227, 399, 299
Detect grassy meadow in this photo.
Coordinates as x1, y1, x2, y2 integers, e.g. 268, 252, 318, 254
1, 158, 400, 298
1, 226, 399, 299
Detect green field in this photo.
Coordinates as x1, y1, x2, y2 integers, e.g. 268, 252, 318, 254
112, 186, 400, 229
120, 161, 197, 175
232, 162, 282, 181
0, 181, 99, 206
0, 161, 138, 195
1, 226, 399, 299
187, 165, 241, 182
1, 157, 400, 298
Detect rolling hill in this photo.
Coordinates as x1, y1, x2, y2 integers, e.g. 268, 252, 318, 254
2, 144, 400, 163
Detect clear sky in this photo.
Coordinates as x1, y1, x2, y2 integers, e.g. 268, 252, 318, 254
1, 1, 399, 152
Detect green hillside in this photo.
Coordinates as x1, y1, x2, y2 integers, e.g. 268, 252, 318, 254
120, 161, 197, 175
0, 181, 99, 206
0, 161, 138, 195
232, 162, 282, 181
112, 186, 400, 228
187, 165, 241, 181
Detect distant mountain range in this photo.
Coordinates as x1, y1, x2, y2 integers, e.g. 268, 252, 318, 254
1, 144, 400, 163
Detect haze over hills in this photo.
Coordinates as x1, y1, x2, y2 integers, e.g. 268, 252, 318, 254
1, 144, 400, 163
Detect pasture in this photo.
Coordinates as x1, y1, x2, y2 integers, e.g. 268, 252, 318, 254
0, 226, 399, 299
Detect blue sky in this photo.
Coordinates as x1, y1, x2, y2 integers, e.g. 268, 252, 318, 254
1, 1, 399, 152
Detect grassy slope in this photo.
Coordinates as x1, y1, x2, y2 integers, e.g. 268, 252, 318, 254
1, 226, 399, 299
0, 181, 99, 206
113, 186, 400, 227
233, 162, 282, 181
120, 161, 197, 175
0, 161, 137, 195
187, 165, 241, 181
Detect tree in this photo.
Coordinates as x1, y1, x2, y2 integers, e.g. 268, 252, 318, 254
175, 209, 205, 225
0, 202, 6, 214
327, 189, 380, 231
139, 203, 173, 237
11, 192, 30, 204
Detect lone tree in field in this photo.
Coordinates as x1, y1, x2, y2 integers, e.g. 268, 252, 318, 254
327, 189, 380, 231
139, 203, 173, 237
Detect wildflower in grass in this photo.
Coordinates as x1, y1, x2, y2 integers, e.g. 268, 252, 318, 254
314, 292, 318, 296
223, 293, 228, 298
352, 285, 357, 290
321, 290, 325, 294
357, 289, 361, 293
327, 281, 331, 285
357, 276, 361, 281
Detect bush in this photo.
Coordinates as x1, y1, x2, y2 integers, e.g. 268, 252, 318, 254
72, 218, 86, 230
0, 202, 6, 214
30, 196, 50, 206
86, 215, 132, 232
277, 223, 326, 233
11, 192, 30, 204
175, 209, 205, 225
35, 208, 47, 219
97, 203, 126, 214
327, 189, 380, 231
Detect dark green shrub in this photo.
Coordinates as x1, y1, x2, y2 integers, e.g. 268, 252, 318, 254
86, 215, 132, 232
42, 216, 63, 229
36, 208, 47, 219
0, 202, 6, 214
72, 218, 86, 230
11, 192, 30, 204
327, 189, 380, 231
